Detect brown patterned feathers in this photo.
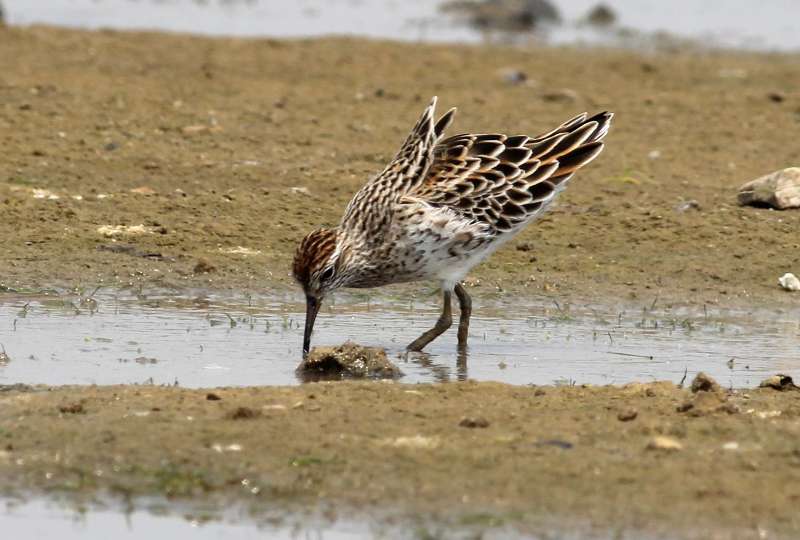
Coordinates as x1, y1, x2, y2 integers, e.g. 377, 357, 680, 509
415, 110, 612, 233
293, 98, 613, 354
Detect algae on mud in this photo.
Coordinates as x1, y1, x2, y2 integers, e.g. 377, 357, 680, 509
0, 25, 799, 309
1, 380, 800, 538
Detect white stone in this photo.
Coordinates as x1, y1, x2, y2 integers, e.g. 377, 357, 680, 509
778, 273, 800, 292
738, 167, 800, 209
646, 436, 683, 451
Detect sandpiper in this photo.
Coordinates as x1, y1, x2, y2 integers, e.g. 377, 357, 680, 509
293, 97, 612, 355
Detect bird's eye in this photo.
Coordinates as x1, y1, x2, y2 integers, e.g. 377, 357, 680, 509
319, 267, 335, 282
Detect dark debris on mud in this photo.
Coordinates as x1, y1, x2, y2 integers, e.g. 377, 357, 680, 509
297, 341, 403, 382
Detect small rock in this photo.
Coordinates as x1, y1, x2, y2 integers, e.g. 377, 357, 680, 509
459, 416, 490, 428
675, 200, 701, 212
134, 356, 158, 365
738, 168, 800, 210
646, 436, 683, 452
690, 372, 720, 393
228, 406, 260, 420
722, 441, 740, 451
759, 374, 798, 391
516, 242, 534, 252
778, 273, 800, 292
58, 403, 85, 414
648, 149, 661, 160
767, 92, 786, 103
194, 259, 216, 274
130, 186, 156, 195
617, 408, 638, 422
289, 186, 311, 196
585, 4, 616, 26
297, 341, 403, 381
206, 392, 222, 401
499, 68, 528, 85
104, 142, 120, 152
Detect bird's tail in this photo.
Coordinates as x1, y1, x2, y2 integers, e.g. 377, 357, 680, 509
525, 111, 613, 189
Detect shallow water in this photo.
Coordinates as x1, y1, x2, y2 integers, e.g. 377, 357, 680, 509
0, 499, 370, 540
1, 291, 798, 388
3, 0, 800, 52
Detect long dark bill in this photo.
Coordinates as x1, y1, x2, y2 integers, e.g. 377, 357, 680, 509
302, 295, 321, 358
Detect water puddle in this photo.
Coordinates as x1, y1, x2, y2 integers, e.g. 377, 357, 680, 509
3, 0, 799, 52
1, 499, 371, 540
1, 291, 798, 388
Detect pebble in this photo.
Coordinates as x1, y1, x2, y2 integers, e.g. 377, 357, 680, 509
228, 406, 260, 420
737, 167, 800, 210
646, 436, 683, 452
675, 200, 701, 212
499, 68, 529, 85
690, 372, 720, 393
759, 374, 797, 391
617, 408, 638, 422
459, 416, 490, 428
778, 273, 800, 292
767, 91, 786, 103
58, 403, 85, 415
194, 259, 216, 274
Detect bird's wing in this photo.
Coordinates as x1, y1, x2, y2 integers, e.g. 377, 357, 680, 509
411, 111, 613, 234
340, 97, 456, 242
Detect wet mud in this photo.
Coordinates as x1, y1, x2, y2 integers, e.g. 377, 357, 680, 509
1, 379, 800, 538
2, 24, 800, 539
0, 26, 799, 310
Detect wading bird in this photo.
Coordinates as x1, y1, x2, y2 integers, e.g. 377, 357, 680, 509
293, 97, 612, 356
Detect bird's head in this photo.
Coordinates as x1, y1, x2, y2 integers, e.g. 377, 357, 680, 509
292, 227, 346, 356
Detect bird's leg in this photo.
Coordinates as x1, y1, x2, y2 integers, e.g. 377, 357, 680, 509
407, 290, 453, 352
454, 283, 472, 349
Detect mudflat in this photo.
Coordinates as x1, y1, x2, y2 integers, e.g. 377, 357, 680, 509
2, 24, 800, 539
1, 380, 799, 538
1, 26, 799, 307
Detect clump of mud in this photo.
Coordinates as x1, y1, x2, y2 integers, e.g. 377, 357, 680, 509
297, 342, 403, 382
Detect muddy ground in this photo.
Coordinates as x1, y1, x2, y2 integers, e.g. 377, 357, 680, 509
1, 379, 799, 538
2, 25, 800, 539
0, 26, 799, 308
